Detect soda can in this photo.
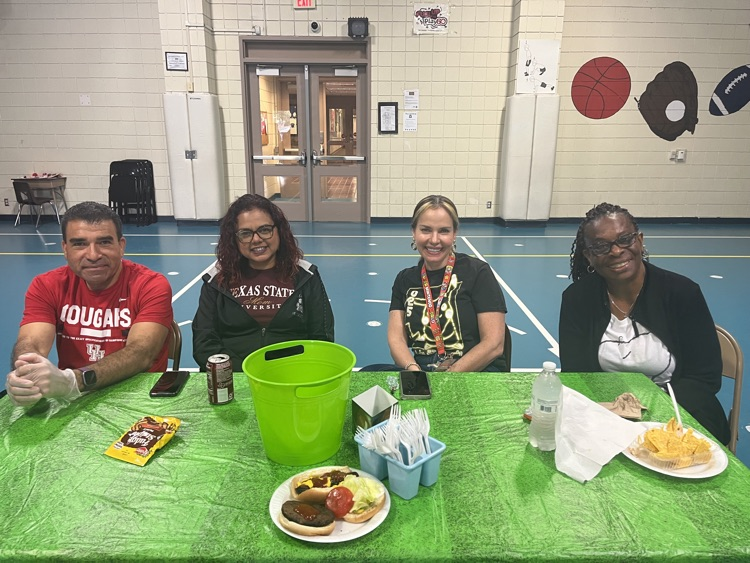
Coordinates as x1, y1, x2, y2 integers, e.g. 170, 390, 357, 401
207, 354, 234, 404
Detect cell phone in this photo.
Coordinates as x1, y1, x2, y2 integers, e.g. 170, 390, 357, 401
149, 371, 190, 397
399, 370, 432, 400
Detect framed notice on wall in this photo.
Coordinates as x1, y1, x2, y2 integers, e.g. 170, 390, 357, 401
165, 52, 188, 72
378, 102, 398, 134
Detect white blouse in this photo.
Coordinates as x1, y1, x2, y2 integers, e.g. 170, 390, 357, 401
598, 314, 674, 386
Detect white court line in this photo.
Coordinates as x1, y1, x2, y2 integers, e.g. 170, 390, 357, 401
36, 232, 57, 246
461, 236, 559, 357
172, 260, 216, 303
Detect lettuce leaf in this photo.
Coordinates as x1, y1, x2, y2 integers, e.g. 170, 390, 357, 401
341, 474, 384, 513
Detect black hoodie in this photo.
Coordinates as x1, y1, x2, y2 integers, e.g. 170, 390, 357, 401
192, 259, 334, 370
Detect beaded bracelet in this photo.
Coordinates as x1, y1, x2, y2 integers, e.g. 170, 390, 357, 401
403, 362, 418, 370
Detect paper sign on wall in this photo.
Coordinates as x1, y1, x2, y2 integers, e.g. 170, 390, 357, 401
516, 39, 560, 94
413, 4, 449, 35
404, 112, 418, 132
404, 90, 419, 110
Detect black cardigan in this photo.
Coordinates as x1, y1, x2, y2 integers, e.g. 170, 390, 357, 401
559, 262, 730, 445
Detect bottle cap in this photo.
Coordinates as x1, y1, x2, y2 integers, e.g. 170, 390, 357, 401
542, 361, 557, 371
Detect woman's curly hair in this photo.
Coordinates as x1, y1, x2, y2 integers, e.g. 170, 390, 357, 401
569, 202, 640, 282
214, 194, 302, 288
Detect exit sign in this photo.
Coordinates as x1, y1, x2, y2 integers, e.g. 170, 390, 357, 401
295, 0, 315, 8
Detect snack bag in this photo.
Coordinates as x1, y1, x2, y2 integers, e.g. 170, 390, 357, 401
105, 415, 181, 466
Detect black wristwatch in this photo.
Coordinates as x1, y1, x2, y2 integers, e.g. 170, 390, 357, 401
81, 368, 97, 390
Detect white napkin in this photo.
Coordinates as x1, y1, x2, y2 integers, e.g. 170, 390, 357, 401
555, 386, 644, 483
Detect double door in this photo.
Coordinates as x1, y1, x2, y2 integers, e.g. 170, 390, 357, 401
245, 48, 369, 222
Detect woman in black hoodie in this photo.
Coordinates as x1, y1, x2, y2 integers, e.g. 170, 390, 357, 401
193, 194, 334, 370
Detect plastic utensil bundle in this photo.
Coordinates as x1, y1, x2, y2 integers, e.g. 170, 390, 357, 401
356, 407, 432, 466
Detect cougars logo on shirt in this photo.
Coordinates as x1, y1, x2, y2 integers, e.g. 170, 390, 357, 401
60, 304, 131, 338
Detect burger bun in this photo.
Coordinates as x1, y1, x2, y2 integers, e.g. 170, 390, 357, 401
342, 490, 386, 523
290, 465, 353, 503
278, 513, 335, 536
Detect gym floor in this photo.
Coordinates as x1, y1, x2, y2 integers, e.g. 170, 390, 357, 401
2, 216, 748, 466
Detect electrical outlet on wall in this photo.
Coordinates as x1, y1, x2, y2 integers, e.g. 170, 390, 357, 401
486, 201, 492, 209
4, 198, 8, 206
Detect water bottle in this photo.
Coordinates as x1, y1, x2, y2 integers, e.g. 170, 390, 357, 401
528, 361, 562, 451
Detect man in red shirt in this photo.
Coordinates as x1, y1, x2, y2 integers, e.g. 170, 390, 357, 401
6, 202, 173, 406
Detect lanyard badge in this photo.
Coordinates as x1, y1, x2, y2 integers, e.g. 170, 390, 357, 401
421, 253, 455, 364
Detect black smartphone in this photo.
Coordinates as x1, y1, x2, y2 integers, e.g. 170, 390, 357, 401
399, 370, 432, 400
149, 371, 190, 397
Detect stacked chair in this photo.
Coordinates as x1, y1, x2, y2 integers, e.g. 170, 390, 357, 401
108, 160, 157, 225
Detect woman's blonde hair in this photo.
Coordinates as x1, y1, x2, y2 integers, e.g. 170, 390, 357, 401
411, 195, 460, 230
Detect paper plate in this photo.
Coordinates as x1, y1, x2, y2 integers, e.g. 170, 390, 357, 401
269, 468, 390, 543
622, 421, 728, 479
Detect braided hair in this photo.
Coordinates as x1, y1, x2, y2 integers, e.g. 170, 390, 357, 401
569, 202, 640, 282
214, 194, 302, 288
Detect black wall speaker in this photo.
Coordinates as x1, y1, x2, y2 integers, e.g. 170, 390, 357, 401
348, 17, 369, 39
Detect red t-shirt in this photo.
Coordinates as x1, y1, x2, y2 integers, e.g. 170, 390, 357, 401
21, 260, 173, 371
229, 267, 295, 327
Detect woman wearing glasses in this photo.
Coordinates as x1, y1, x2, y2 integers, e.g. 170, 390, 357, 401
192, 194, 334, 370
559, 202, 729, 444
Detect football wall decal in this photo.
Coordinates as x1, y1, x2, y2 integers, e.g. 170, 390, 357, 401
709, 64, 750, 116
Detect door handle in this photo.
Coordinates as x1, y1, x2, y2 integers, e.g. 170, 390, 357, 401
298, 151, 306, 166
252, 155, 302, 162
311, 154, 365, 165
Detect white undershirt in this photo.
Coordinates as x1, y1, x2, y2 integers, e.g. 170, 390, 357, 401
598, 314, 674, 386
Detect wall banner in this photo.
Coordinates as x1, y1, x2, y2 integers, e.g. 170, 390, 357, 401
413, 4, 449, 35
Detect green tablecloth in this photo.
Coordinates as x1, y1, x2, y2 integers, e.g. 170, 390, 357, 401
1, 371, 749, 562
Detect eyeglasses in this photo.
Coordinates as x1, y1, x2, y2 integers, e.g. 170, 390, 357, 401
235, 224, 276, 243
586, 231, 640, 257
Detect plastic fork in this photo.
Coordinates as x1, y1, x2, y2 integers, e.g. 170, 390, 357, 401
374, 424, 402, 462
400, 421, 425, 464
390, 402, 401, 423
665, 382, 684, 433
414, 408, 431, 454
355, 426, 375, 450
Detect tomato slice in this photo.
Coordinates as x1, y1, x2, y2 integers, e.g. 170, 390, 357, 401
325, 486, 354, 518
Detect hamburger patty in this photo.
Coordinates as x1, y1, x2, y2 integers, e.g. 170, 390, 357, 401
281, 501, 335, 528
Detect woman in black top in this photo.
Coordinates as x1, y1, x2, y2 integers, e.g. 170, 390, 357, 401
388, 195, 508, 372
559, 202, 729, 444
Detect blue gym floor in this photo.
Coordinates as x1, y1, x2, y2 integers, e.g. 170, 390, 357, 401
2, 218, 749, 467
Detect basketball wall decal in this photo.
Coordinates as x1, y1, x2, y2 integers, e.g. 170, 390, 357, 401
571, 57, 631, 119
709, 64, 750, 116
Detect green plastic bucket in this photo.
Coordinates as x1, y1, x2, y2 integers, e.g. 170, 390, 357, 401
242, 340, 356, 466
